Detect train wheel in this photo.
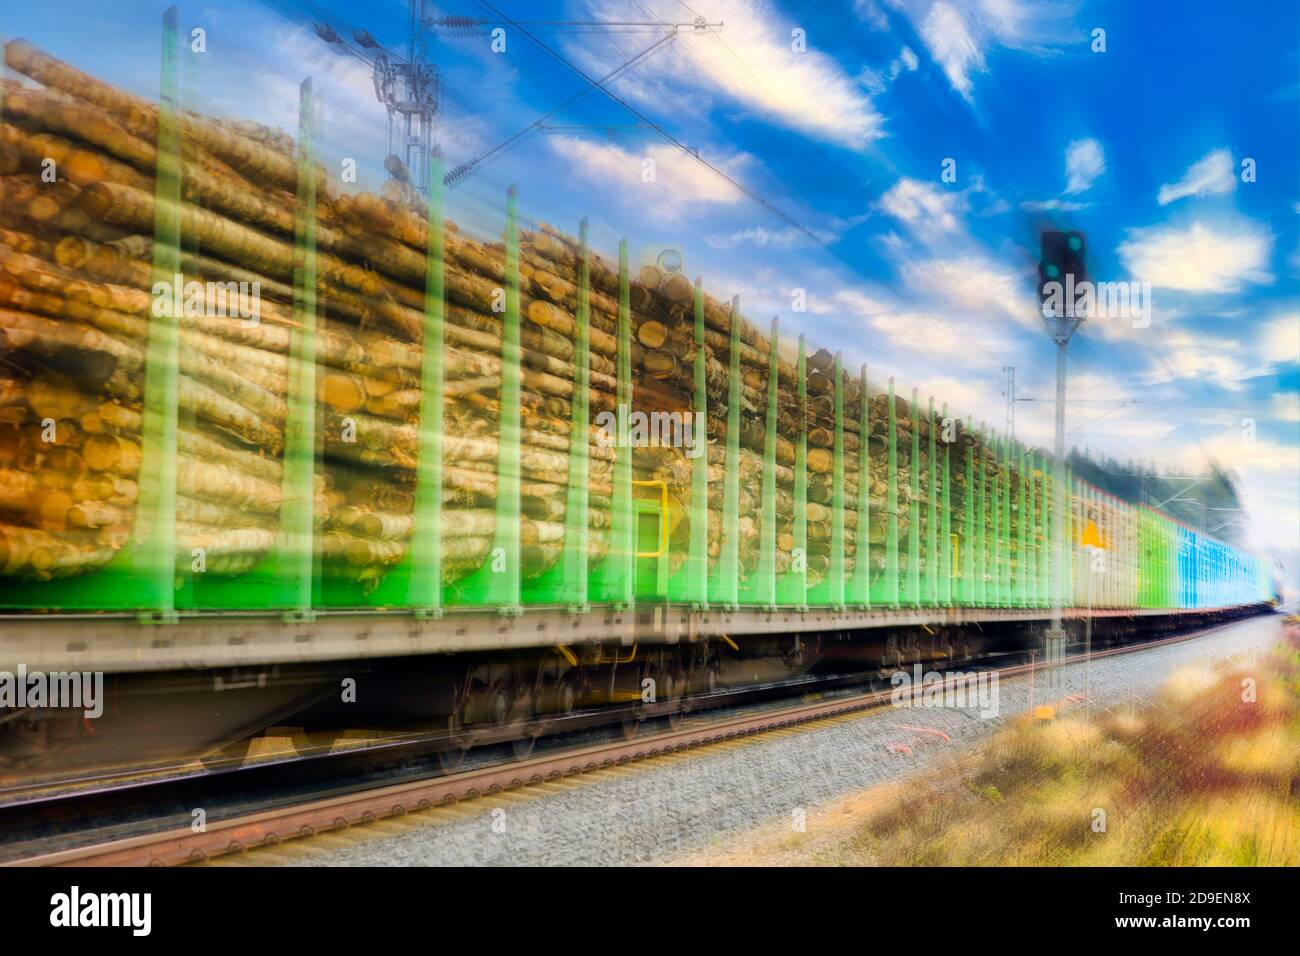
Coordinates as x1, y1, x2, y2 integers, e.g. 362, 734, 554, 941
660, 658, 686, 729
437, 742, 467, 773
509, 704, 540, 760
487, 686, 511, 726
705, 661, 723, 695
556, 674, 578, 716
437, 711, 469, 773
502, 664, 540, 760
438, 680, 470, 773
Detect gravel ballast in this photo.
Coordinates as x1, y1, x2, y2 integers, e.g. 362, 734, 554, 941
249, 614, 1284, 866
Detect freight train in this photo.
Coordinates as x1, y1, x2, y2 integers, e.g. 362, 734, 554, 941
0, 35, 1274, 767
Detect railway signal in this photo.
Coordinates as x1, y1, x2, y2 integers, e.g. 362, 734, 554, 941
1040, 230, 1087, 693
1039, 230, 1087, 316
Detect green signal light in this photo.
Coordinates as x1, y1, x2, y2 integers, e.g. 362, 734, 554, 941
1043, 262, 1060, 279
1067, 235, 1082, 252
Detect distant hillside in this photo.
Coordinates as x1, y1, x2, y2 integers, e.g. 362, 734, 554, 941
1067, 449, 1246, 546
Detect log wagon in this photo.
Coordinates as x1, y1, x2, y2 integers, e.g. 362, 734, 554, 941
0, 34, 1273, 765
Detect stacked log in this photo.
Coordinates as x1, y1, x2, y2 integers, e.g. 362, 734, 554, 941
0, 40, 617, 588
0, 38, 1036, 599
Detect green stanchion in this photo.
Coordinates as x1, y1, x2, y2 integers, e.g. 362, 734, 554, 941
710, 294, 743, 609
1000, 436, 1009, 606
1027, 450, 1039, 607
740, 317, 780, 607
940, 402, 952, 606
591, 239, 634, 609
1000, 434, 1009, 606
925, 395, 938, 606
1003, 436, 1012, 606
986, 428, 996, 606
1041, 449, 1053, 606
986, 433, 996, 606
271, 78, 320, 621
1064, 465, 1075, 606
1045, 452, 1052, 609
355, 148, 446, 614
2, 7, 186, 614
833, 357, 846, 606
808, 355, 845, 608
1154, 508, 1163, 607
1004, 435, 1014, 606
668, 278, 709, 608
1017, 444, 1028, 607
523, 219, 591, 609
961, 417, 974, 605
776, 336, 808, 608
999, 433, 1010, 606
884, 379, 900, 608
849, 364, 870, 608
134, 5, 184, 621
453, 186, 523, 613
906, 386, 920, 606
976, 425, 988, 606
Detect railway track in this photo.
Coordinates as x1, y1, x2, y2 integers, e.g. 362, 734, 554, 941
5, 614, 1269, 867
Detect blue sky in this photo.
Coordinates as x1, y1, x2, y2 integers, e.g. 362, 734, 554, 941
5, 0, 1298, 557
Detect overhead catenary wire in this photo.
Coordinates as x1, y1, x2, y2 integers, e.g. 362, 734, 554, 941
464, 0, 1241, 523
469, 0, 1016, 391
443, 27, 680, 186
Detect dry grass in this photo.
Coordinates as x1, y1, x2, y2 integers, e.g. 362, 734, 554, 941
685, 620, 1299, 867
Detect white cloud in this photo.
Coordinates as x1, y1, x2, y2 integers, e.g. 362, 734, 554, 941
547, 136, 751, 212
855, 0, 891, 30
1020, 198, 1091, 212
707, 210, 867, 250
1064, 138, 1105, 194
578, 0, 886, 149
707, 224, 833, 249
1140, 330, 1258, 392
1117, 220, 1273, 293
793, 282, 1017, 370
1257, 310, 1300, 364
877, 230, 910, 252
918, 2, 985, 100
900, 255, 1038, 327
1273, 392, 1300, 423
813, 288, 895, 316
1184, 433, 1300, 476
1156, 435, 1300, 554
857, 66, 888, 94
878, 177, 967, 239
1157, 149, 1236, 206
858, 45, 921, 94
903, 373, 1003, 426
892, 0, 1082, 103
1134, 315, 1296, 392
867, 310, 979, 358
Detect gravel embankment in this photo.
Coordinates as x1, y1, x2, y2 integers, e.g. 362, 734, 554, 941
243, 614, 1284, 866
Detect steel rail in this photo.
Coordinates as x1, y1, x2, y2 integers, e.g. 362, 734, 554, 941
9, 614, 1263, 868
